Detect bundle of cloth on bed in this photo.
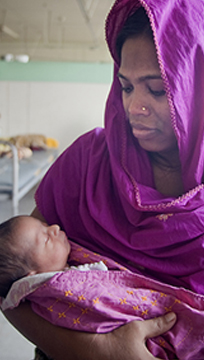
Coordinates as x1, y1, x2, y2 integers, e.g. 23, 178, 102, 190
0, 134, 58, 215
2, 241, 204, 360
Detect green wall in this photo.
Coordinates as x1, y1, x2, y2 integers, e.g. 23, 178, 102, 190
0, 61, 113, 83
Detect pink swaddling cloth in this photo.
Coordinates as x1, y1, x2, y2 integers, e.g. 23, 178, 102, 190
29, 243, 204, 359
3, 241, 204, 359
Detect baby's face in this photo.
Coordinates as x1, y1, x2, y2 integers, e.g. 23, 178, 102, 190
15, 216, 71, 274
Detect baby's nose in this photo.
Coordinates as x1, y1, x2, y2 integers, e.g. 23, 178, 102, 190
49, 224, 60, 235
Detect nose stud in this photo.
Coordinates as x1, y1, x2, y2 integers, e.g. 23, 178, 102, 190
142, 106, 146, 111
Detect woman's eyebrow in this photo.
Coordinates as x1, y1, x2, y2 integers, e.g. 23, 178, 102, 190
117, 72, 128, 80
117, 72, 162, 82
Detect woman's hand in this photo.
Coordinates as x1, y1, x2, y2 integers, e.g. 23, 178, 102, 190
93, 312, 177, 360
3, 301, 176, 360
108, 313, 176, 359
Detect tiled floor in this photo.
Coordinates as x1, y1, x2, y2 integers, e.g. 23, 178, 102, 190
0, 187, 37, 360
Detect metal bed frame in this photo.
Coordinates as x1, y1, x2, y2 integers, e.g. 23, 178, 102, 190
0, 140, 58, 215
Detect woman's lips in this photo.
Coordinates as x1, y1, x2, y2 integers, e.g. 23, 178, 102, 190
130, 124, 158, 140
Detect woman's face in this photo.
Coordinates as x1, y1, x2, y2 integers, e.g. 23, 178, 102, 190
118, 36, 177, 154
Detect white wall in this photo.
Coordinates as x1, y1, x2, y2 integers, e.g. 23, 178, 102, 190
0, 81, 110, 153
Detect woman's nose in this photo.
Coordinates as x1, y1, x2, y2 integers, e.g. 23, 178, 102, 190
128, 93, 149, 116
48, 224, 60, 236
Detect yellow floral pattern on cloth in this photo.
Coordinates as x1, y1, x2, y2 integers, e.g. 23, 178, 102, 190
26, 241, 204, 359
156, 213, 174, 222
43, 284, 189, 344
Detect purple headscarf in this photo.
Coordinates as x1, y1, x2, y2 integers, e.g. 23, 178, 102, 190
35, 0, 204, 294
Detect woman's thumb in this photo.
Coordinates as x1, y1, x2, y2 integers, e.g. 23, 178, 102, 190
142, 312, 177, 339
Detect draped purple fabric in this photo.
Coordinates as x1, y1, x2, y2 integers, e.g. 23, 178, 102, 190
35, 0, 204, 294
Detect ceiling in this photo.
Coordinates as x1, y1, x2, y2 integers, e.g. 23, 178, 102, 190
0, 0, 114, 62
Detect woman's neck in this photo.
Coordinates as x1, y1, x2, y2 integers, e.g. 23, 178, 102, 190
149, 147, 181, 170
149, 148, 184, 197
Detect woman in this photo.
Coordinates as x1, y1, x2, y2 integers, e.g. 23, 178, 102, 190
3, 0, 204, 359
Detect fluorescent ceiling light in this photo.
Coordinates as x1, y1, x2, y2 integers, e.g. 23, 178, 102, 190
2, 54, 29, 63
3, 54, 14, 62
15, 54, 29, 63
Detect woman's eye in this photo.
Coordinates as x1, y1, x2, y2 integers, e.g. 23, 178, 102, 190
149, 87, 166, 97
121, 85, 133, 94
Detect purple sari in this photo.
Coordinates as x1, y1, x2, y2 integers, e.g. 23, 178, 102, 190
33, 1, 204, 357
36, 0, 204, 295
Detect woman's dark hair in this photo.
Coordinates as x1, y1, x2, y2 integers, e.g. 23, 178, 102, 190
116, 7, 154, 60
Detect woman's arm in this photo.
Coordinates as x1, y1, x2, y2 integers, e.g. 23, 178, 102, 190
3, 207, 176, 359
3, 301, 176, 360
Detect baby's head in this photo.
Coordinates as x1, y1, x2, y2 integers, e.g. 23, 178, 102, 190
0, 215, 71, 298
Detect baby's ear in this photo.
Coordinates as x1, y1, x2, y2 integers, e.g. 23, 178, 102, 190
27, 270, 37, 276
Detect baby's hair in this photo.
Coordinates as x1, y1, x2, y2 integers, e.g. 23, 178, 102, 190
0, 216, 34, 298
116, 6, 153, 60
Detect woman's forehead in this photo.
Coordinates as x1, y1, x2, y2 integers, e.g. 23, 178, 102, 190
119, 36, 160, 74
